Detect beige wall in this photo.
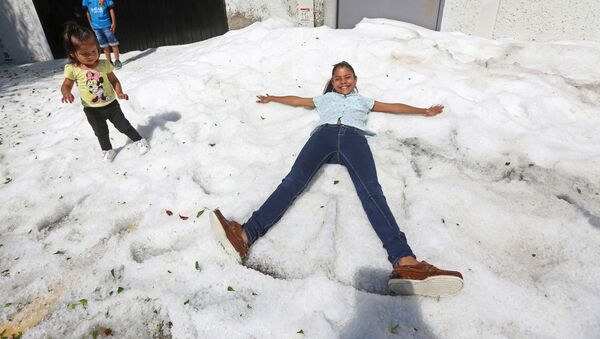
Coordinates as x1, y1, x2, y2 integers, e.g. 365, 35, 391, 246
225, 0, 297, 30
441, 0, 600, 41
224, 0, 337, 29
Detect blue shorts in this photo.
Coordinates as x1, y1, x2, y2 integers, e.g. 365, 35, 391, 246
93, 27, 119, 48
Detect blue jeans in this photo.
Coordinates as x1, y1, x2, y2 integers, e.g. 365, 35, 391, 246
243, 124, 415, 265
93, 27, 119, 48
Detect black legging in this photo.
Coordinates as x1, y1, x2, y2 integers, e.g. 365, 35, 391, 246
83, 100, 141, 150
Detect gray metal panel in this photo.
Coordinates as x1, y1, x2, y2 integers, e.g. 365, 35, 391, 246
337, 0, 442, 30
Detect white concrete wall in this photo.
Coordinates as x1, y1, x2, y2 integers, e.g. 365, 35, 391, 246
0, 0, 52, 64
440, 0, 600, 41
225, 0, 600, 42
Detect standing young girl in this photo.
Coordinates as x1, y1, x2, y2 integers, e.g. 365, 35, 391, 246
210, 61, 463, 297
60, 23, 149, 161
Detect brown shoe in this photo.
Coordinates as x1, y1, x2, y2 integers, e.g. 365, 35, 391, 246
388, 261, 464, 297
209, 209, 248, 263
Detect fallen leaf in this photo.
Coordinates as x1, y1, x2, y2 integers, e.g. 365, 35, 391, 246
179, 214, 189, 220
166, 210, 173, 216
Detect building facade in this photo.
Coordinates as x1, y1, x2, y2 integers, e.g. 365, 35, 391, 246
2, 0, 599, 65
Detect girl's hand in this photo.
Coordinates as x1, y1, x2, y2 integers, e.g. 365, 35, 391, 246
61, 93, 75, 103
117, 92, 129, 100
424, 105, 444, 116
256, 94, 272, 104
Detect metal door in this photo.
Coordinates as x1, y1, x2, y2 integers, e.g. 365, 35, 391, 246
337, 0, 444, 30
32, 0, 228, 59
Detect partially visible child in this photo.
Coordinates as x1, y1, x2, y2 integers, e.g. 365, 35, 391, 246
82, 0, 122, 69
60, 23, 149, 161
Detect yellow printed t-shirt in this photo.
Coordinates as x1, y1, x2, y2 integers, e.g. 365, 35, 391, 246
64, 60, 116, 107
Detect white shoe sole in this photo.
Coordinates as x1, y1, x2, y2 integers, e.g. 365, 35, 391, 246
209, 211, 242, 263
388, 275, 464, 297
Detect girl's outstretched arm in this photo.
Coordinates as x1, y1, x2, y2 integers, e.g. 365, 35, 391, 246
256, 94, 315, 108
373, 101, 444, 117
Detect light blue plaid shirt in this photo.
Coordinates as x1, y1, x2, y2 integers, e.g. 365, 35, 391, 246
313, 91, 376, 136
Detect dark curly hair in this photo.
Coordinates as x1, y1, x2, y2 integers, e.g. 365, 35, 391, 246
62, 22, 98, 64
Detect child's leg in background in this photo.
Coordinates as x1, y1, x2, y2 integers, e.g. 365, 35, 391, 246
83, 107, 112, 150
105, 101, 142, 142
93, 28, 112, 63
102, 28, 120, 62
111, 44, 120, 62
102, 46, 112, 63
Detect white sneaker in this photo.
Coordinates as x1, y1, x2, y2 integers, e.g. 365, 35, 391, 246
101, 149, 117, 162
136, 138, 150, 155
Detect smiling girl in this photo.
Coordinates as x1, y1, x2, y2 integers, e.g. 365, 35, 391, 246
210, 61, 463, 297
60, 23, 149, 161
